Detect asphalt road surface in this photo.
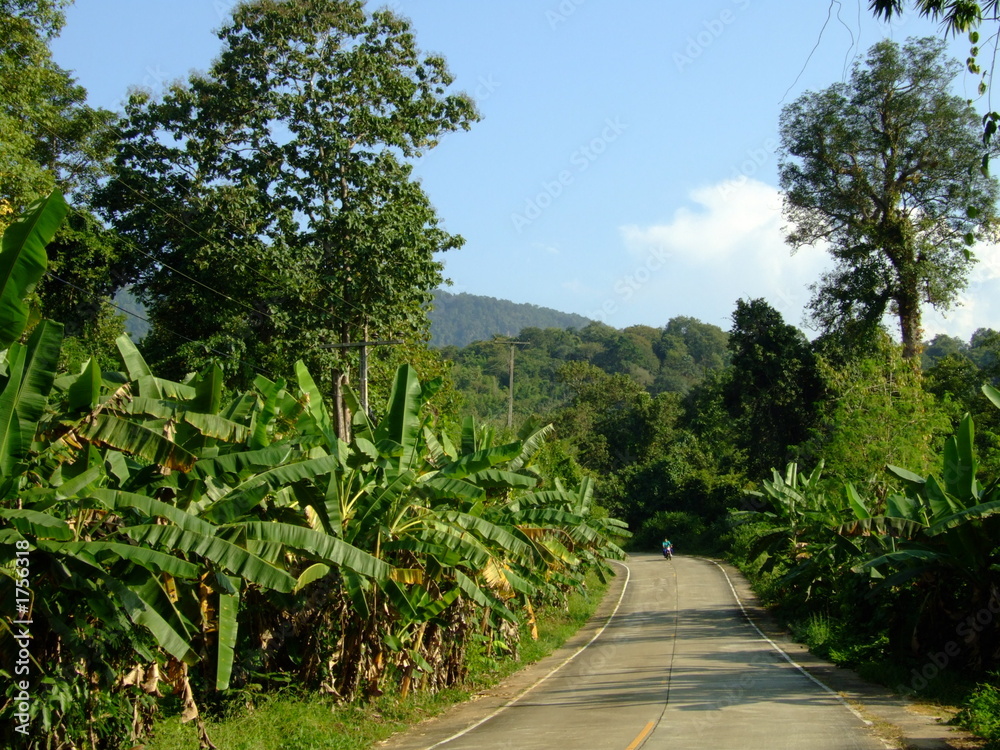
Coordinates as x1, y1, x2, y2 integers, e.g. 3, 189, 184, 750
382, 554, 886, 750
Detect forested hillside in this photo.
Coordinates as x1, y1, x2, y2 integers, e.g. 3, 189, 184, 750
8, 0, 1000, 747
428, 289, 593, 347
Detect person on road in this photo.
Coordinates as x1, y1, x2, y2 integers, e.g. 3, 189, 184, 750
662, 538, 673, 560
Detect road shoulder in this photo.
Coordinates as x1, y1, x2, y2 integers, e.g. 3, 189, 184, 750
710, 557, 985, 750
375, 561, 631, 750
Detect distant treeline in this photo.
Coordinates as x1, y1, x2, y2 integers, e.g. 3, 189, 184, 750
438, 316, 729, 424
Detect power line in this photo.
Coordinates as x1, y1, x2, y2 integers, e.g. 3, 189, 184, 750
16, 102, 373, 327
46, 272, 279, 379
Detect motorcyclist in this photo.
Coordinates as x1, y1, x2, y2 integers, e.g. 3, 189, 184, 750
662, 538, 673, 559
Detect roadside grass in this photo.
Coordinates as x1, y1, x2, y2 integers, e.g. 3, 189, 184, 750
144, 572, 611, 750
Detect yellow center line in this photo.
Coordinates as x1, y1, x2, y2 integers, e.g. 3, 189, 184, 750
624, 720, 656, 750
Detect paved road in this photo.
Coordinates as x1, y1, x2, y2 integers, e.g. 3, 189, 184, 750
382, 554, 886, 750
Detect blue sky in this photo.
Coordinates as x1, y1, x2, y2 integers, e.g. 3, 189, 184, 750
50, 1, 1000, 342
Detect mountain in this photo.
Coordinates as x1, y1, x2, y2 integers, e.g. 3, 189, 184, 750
428, 290, 593, 348
113, 287, 150, 341
110, 286, 589, 349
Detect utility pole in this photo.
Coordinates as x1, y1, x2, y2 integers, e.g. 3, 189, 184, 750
320, 337, 403, 421
501, 340, 528, 429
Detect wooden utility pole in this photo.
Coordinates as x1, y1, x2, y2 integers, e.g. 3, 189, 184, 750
502, 340, 528, 429
320, 337, 403, 424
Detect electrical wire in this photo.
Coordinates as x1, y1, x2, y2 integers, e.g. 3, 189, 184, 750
46, 271, 280, 379
15, 103, 375, 327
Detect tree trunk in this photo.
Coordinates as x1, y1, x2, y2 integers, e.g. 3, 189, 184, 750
332, 368, 350, 442
896, 277, 922, 361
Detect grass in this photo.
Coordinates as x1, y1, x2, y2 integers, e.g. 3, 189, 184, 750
144, 572, 610, 750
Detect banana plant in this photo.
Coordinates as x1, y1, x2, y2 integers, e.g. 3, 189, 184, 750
735, 462, 879, 602
0, 193, 629, 741
836, 406, 1000, 668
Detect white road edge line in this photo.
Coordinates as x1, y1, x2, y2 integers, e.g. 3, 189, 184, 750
422, 561, 633, 749
703, 557, 873, 727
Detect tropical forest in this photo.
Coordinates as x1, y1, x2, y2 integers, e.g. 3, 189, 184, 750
6, 1, 1000, 749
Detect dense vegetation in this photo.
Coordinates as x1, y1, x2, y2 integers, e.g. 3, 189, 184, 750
6, 0, 1000, 747
441, 306, 1000, 732
0, 195, 626, 747
0, 3, 626, 748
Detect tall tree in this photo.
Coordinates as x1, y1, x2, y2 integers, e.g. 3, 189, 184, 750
1, 0, 128, 364
95, 0, 478, 434
0, 0, 114, 222
778, 37, 999, 359
724, 298, 823, 478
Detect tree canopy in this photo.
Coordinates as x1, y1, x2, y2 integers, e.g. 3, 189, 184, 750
0, 0, 114, 223
95, 0, 478, 422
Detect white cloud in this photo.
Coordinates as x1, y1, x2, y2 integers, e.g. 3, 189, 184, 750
972, 243, 1000, 282
608, 178, 831, 329
921, 242, 1000, 340
604, 179, 1000, 342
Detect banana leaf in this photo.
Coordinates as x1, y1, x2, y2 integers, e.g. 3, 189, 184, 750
235, 521, 390, 580
0, 191, 67, 347
46, 541, 202, 579
123, 524, 296, 593
103, 573, 198, 665
0, 343, 24, 477
80, 413, 197, 472
373, 365, 423, 470
67, 358, 102, 412
90, 489, 217, 534
215, 574, 241, 690
0, 508, 73, 540
453, 569, 516, 622
438, 442, 522, 480
15, 320, 63, 435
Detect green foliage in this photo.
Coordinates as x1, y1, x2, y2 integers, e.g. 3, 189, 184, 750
0, 201, 625, 748
779, 36, 1000, 358
956, 676, 1000, 747
0, 0, 117, 222
634, 510, 708, 553
0, 190, 66, 346
799, 334, 951, 494
440, 316, 729, 428
923, 328, 1000, 476
95, 0, 478, 403
724, 298, 823, 478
